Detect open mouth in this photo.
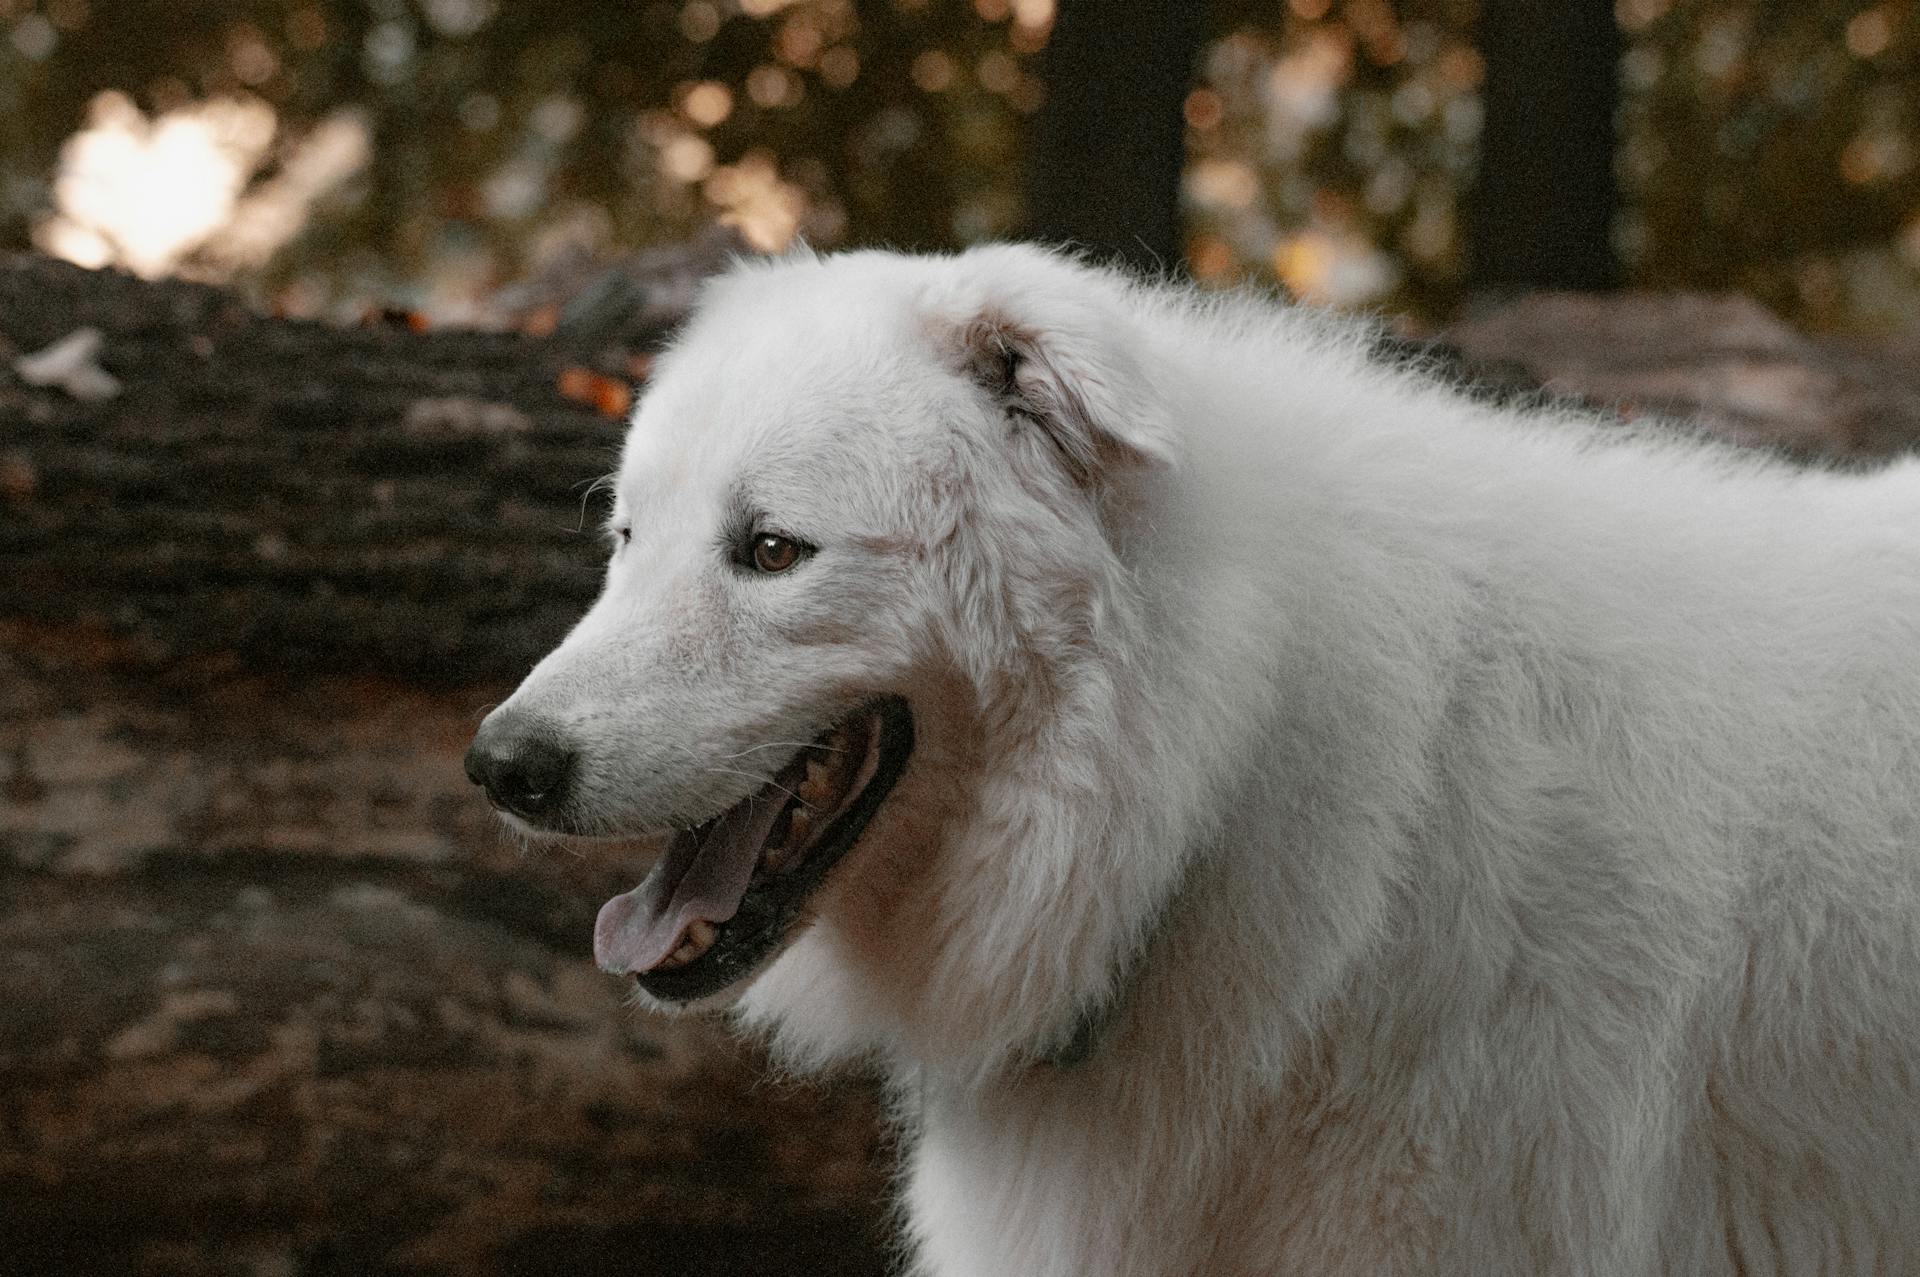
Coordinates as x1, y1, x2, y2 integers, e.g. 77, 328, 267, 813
593, 696, 914, 1003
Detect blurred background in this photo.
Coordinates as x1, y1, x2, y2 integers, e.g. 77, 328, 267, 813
2, 3, 1919, 1276
2, 0, 1917, 330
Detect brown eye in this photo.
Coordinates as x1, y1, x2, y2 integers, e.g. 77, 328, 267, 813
751, 533, 803, 574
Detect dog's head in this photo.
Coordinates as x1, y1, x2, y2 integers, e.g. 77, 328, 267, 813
468, 245, 1192, 1073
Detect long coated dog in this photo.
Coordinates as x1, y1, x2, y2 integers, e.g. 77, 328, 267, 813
468, 244, 1920, 1276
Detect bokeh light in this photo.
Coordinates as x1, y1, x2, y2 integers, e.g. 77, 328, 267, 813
0, 0, 1912, 329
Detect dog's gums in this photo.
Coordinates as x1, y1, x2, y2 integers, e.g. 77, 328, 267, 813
592, 697, 914, 1002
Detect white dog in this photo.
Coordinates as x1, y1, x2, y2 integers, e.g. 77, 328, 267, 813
467, 244, 1920, 1276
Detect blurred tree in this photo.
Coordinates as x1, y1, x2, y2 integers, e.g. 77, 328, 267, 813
1187, 0, 1489, 315
1619, 0, 1920, 329
0, 0, 1051, 316
1464, 0, 1621, 295
1027, 0, 1207, 271
1186, 0, 1917, 329
2, 0, 1915, 329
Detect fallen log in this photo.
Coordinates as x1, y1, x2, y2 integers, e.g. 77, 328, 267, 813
0, 633, 894, 1277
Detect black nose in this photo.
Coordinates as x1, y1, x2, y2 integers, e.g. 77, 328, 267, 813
464, 711, 576, 823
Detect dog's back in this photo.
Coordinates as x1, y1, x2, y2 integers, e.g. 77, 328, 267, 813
895, 253, 1920, 1276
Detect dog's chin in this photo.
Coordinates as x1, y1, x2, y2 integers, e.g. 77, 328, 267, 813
569, 696, 914, 1007
492, 808, 548, 842
622, 938, 789, 1016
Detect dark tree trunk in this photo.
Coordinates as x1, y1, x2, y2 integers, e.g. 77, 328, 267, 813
1026, 0, 1208, 272
1465, 0, 1623, 296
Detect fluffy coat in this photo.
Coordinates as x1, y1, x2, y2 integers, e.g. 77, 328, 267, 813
497, 245, 1920, 1276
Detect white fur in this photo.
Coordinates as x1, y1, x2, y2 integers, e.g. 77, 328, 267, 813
497, 244, 1920, 1275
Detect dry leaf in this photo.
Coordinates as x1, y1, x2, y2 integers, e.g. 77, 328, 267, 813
557, 367, 633, 419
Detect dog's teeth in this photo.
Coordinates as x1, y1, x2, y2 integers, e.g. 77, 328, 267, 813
659, 919, 718, 970
800, 758, 831, 802
761, 804, 816, 876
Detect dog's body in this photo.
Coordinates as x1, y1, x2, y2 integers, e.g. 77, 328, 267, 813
471, 246, 1920, 1276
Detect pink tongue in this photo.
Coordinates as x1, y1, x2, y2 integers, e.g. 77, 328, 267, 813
593, 793, 789, 975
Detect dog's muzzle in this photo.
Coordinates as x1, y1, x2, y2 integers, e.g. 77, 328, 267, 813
464, 709, 577, 824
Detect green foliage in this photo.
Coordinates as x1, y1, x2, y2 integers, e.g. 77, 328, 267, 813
1, 0, 1047, 312
2, 0, 1913, 328
1188, 0, 1918, 327
1620, 0, 1920, 329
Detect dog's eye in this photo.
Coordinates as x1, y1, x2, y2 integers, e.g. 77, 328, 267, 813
618, 527, 631, 544
750, 533, 805, 574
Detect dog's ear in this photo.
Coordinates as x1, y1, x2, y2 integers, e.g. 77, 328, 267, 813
932, 247, 1177, 484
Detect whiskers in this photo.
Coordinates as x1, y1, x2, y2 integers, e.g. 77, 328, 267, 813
573, 470, 618, 534
486, 805, 646, 860
702, 763, 812, 810
490, 815, 550, 860
719, 739, 848, 760
491, 816, 585, 860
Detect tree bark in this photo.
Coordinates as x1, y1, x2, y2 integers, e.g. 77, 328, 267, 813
0, 257, 626, 688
